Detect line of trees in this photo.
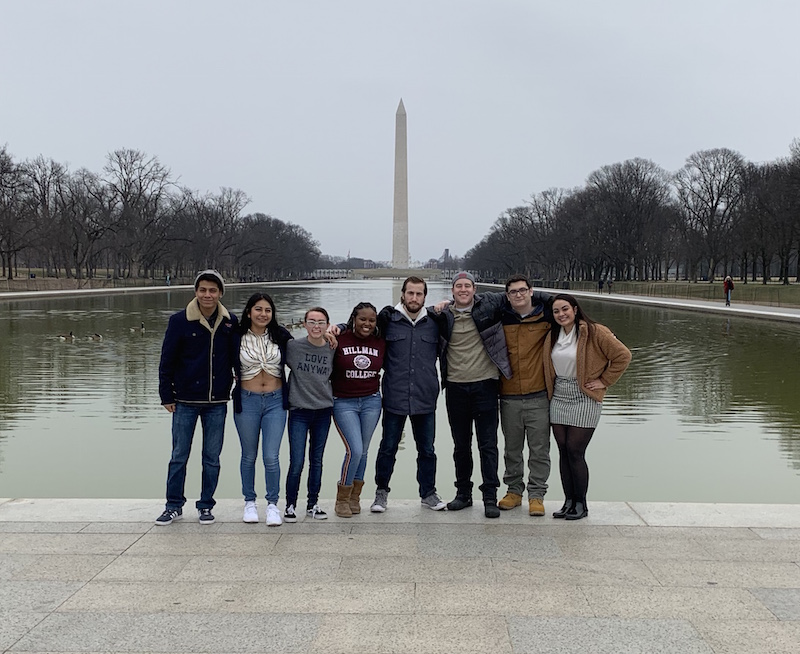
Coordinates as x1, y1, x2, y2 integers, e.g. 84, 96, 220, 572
0, 147, 321, 282
464, 142, 800, 284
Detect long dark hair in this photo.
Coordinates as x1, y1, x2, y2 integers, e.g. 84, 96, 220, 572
239, 292, 282, 341
345, 301, 379, 337
549, 293, 595, 349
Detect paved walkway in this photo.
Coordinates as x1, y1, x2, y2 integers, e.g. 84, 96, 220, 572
1, 498, 799, 653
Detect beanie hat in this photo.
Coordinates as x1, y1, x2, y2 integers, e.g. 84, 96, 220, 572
194, 269, 225, 294
452, 271, 475, 287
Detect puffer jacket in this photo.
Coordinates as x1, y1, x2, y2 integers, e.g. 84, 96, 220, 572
436, 293, 510, 387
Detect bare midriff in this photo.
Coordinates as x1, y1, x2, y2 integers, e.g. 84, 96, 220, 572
241, 369, 282, 393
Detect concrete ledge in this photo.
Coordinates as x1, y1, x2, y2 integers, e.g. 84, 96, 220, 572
2, 499, 800, 528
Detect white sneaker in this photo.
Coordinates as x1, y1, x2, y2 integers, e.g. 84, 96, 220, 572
243, 501, 259, 523
266, 503, 282, 527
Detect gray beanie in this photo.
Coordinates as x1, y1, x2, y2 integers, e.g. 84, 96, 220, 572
194, 269, 225, 294
452, 271, 475, 286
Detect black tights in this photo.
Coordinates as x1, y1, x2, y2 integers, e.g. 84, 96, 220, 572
552, 424, 595, 502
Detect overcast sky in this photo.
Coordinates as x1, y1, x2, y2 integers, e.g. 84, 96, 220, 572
2, 1, 799, 263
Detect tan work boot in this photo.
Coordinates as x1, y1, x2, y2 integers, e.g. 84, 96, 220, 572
498, 492, 522, 510
335, 483, 353, 518
529, 498, 545, 516
350, 479, 365, 514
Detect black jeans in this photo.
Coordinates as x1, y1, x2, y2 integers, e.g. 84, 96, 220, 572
444, 379, 500, 501
374, 411, 437, 498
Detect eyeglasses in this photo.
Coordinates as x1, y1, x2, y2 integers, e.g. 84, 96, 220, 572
506, 288, 530, 296
305, 320, 328, 327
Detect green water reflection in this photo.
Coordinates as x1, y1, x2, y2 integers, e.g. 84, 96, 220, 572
0, 281, 797, 502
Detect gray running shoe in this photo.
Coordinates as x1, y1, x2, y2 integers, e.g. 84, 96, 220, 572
370, 489, 388, 512
421, 492, 446, 511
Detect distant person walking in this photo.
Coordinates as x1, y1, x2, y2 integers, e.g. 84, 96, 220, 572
156, 270, 237, 526
544, 294, 631, 521
606, 279, 613, 294
598, 279, 604, 293
723, 276, 734, 306
232, 293, 292, 527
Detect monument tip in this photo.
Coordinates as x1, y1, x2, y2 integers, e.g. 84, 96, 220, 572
396, 98, 406, 115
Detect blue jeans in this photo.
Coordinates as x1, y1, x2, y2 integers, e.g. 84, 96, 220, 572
333, 392, 382, 486
375, 411, 437, 498
166, 402, 227, 510
286, 407, 332, 508
233, 389, 287, 505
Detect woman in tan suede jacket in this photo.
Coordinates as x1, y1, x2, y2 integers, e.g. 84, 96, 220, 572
543, 293, 631, 521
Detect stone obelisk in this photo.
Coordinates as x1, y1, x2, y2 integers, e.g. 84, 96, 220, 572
392, 99, 409, 268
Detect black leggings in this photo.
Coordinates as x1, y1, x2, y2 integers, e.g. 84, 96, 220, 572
552, 424, 595, 502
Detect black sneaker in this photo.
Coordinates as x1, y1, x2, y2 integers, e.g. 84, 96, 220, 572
446, 495, 473, 511
198, 508, 215, 524
155, 508, 182, 525
307, 504, 328, 520
484, 502, 500, 519
284, 504, 298, 523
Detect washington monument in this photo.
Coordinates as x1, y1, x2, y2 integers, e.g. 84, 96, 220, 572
392, 99, 409, 268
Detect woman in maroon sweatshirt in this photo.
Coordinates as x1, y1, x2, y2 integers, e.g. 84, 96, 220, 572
331, 302, 386, 517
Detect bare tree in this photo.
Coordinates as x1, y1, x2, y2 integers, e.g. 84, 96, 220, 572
674, 148, 745, 281
586, 158, 673, 281
22, 156, 72, 276
103, 149, 173, 278
0, 146, 34, 279
54, 169, 117, 282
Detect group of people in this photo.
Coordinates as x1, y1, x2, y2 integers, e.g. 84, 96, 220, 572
156, 269, 631, 526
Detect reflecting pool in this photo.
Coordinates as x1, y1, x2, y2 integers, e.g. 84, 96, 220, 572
0, 280, 798, 502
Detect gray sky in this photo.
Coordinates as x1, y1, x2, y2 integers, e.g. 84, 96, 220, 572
2, 1, 798, 263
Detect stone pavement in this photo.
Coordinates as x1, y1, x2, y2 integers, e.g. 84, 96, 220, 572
2, 498, 800, 653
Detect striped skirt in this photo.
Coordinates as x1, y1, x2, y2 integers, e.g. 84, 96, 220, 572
550, 377, 602, 428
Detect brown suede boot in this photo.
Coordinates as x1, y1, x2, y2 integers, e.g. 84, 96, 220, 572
350, 479, 365, 514
335, 483, 353, 518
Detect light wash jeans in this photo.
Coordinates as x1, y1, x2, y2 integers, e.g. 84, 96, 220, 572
233, 389, 287, 505
333, 392, 382, 486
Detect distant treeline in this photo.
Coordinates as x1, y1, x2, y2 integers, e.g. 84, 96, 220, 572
464, 143, 800, 284
0, 147, 321, 282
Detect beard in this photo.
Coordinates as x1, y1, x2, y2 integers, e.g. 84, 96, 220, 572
402, 299, 423, 314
